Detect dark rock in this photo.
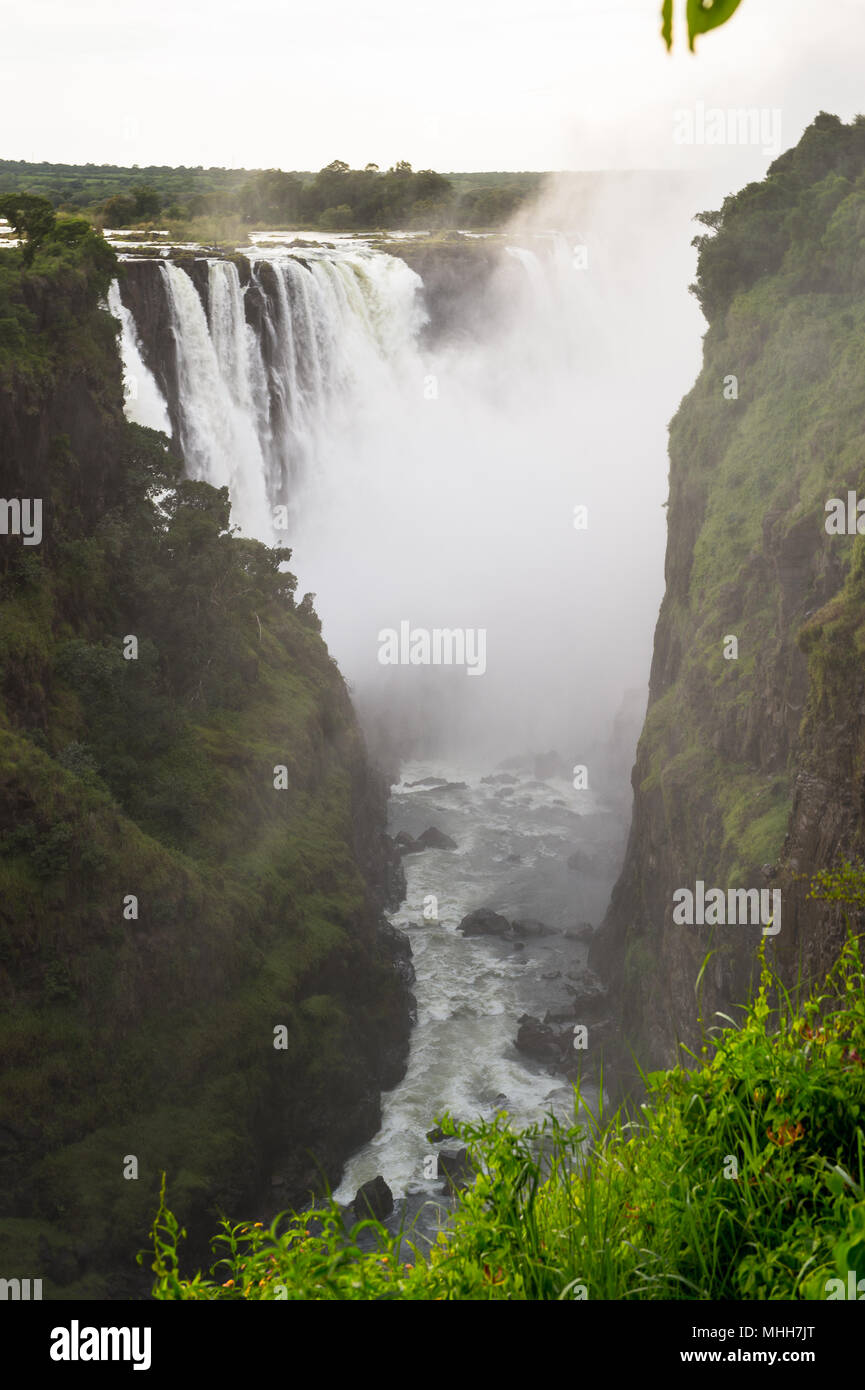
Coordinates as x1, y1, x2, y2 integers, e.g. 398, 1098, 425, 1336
353, 1175, 394, 1223
379, 921, 416, 987
565, 968, 609, 1019
563, 923, 594, 941
406, 777, 449, 788
438, 1147, 474, 1193
505, 853, 521, 863
459, 907, 511, 937
415, 826, 458, 850
515, 1014, 567, 1063
481, 773, 518, 786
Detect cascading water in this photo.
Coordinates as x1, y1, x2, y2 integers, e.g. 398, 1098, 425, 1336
106, 279, 172, 435
110, 196, 704, 1222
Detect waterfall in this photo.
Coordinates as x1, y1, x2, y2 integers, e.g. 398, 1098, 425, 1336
106, 279, 171, 435
112, 204, 702, 762
111, 248, 427, 544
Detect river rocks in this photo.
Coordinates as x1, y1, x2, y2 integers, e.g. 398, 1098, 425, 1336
396, 825, 457, 855
515, 1015, 568, 1064
406, 777, 449, 788
481, 773, 518, 786
459, 907, 511, 936
353, 1175, 394, 1222
438, 1147, 474, 1193
564, 967, 608, 1019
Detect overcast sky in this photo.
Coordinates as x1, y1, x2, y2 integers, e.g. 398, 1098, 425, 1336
2, 0, 863, 176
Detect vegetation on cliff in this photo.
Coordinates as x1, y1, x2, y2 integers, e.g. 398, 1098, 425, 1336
147, 871, 865, 1300
591, 112, 865, 1072
0, 203, 408, 1298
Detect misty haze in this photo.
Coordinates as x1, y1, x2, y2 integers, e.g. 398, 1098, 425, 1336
1, 0, 865, 1341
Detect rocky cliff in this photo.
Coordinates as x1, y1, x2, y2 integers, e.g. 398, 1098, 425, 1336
591, 112, 865, 1085
0, 218, 412, 1297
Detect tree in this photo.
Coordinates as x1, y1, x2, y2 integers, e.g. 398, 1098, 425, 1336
0, 192, 56, 264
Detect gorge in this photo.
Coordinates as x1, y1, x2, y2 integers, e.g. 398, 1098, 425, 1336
4, 114, 865, 1297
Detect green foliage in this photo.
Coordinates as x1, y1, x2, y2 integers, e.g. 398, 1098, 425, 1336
0, 234, 405, 1296
691, 114, 865, 322
662, 0, 744, 51
148, 883, 865, 1300
0, 158, 540, 235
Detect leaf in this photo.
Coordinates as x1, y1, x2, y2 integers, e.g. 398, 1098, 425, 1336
687, 0, 744, 51
661, 0, 674, 51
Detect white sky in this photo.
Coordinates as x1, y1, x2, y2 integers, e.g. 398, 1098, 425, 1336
1, 0, 863, 175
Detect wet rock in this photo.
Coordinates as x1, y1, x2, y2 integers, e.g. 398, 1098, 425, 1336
439, 1147, 474, 1193
505, 853, 521, 863
459, 907, 511, 937
481, 773, 518, 786
515, 1014, 567, 1063
353, 1175, 394, 1222
379, 921, 416, 987
415, 826, 458, 850
398, 825, 458, 854
565, 968, 608, 1019
406, 777, 449, 788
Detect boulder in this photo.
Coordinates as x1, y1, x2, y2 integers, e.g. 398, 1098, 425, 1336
353, 1175, 394, 1223
515, 1014, 567, 1063
415, 826, 457, 850
439, 1147, 474, 1193
459, 907, 511, 937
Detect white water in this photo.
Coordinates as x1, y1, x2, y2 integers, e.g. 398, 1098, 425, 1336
106, 280, 171, 434
111, 197, 705, 1209
332, 759, 619, 1208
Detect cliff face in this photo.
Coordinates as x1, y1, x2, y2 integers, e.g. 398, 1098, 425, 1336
591, 113, 865, 1081
0, 230, 411, 1297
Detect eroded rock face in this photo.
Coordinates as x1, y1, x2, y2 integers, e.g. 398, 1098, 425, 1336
589, 129, 865, 1097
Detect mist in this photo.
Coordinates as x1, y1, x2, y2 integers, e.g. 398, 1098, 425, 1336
288, 170, 717, 777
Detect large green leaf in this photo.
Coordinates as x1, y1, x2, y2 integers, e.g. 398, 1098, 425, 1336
662, 0, 744, 51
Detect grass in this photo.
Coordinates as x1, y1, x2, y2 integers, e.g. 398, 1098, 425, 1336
143, 868, 865, 1301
